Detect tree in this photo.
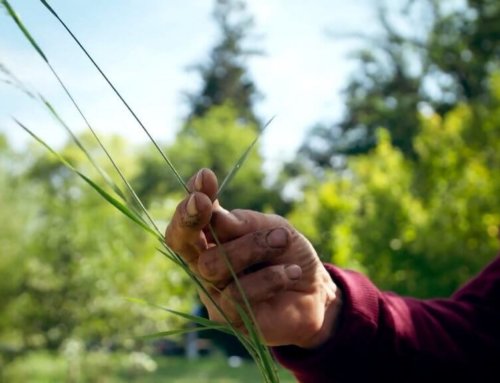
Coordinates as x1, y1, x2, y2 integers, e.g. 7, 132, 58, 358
288, 73, 500, 298
186, 0, 262, 128
0, 134, 194, 353
299, 0, 500, 166
134, 0, 278, 210
134, 104, 277, 211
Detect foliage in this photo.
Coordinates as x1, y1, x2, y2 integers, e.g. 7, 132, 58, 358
0, 135, 193, 355
2, 0, 500, 381
186, 0, 262, 128
134, 104, 275, 211
2, 351, 296, 383
289, 74, 500, 298
300, 0, 500, 163
1, 1, 282, 381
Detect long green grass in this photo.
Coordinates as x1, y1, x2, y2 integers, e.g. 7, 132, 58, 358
1, 1, 281, 382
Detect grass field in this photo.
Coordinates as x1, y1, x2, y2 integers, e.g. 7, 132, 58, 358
1, 351, 297, 383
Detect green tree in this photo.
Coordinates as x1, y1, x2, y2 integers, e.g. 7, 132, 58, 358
135, 104, 276, 211
288, 74, 500, 298
0, 134, 193, 354
186, 0, 262, 128
300, 0, 500, 164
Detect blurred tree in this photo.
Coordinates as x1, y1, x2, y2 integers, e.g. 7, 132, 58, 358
0, 134, 193, 354
288, 73, 500, 298
186, 0, 263, 128
134, 104, 282, 212
135, 0, 281, 210
0, 135, 35, 355
299, 0, 500, 166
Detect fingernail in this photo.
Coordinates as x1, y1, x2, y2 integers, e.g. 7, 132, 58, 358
285, 265, 302, 280
194, 169, 203, 191
266, 228, 287, 248
186, 194, 198, 216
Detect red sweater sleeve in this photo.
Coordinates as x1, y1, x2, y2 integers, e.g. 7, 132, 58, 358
273, 255, 500, 383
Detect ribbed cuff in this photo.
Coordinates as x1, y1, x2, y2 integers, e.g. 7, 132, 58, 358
272, 264, 381, 382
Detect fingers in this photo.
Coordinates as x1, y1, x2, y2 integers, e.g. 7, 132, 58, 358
164, 168, 219, 266
198, 227, 290, 287
220, 264, 302, 324
165, 192, 214, 265
208, 209, 288, 243
186, 168, 218, 201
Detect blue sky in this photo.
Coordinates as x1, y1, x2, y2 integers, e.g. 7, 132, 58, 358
1, 0, 384, 173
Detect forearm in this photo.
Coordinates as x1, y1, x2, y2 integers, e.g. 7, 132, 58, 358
273, 256, 500, 382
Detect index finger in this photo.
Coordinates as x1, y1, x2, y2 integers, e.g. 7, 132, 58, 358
186, 168, 219, 201
164, 169, 220, 267
165, 192, 213, 266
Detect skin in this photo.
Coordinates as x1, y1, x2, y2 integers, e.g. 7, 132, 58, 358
165, 168, 342, 348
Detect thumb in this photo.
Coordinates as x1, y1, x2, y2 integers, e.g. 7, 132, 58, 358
207, 208, 288, 243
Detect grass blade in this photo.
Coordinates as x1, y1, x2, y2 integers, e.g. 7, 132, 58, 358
39, 0, 188, 192
41, 97, 128, 200
217, 116, 275, 197
156, 245, 262, 362
5, 1, 281, 380
127, 297, 261, 366
2, 0, 162, 237
208, 224, 280, 383
0, 62, 129, 204
1, 0, 47, 61
15, 119, 160, 239
126, 298, 230, 331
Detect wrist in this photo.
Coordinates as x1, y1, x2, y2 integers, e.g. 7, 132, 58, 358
300, 269, 343, 349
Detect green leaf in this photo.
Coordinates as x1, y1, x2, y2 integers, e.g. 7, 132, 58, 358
4, 0, 161, 236
126, 297, 231, 332
218, 116, 275, 197
15, 119, 158, 238
1, 0, 48, 62
39, 0, 188, 193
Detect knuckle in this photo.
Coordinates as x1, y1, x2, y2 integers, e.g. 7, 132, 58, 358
225, 283, 241, 300
251, 231, 268, 248
198, 254, 219, 279
247, 231, 279, 260
262, 268, 286, 290
230, 209, 249, 223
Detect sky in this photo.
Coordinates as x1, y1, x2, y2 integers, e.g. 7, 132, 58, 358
0, 0, 382, 174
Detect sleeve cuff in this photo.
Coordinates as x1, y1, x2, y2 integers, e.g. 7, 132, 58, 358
272, 263, 381, 382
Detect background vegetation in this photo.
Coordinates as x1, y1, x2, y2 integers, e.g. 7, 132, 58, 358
0, 0, 499, 381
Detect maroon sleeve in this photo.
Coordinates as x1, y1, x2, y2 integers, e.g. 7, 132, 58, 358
273, 255, 500, 383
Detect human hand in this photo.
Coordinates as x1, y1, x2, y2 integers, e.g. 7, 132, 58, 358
165, 169, 342, 348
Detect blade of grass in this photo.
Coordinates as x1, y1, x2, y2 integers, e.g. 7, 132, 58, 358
2, 0, 162, 237
0, 1, 47, 61
15, 119, 160, 240
128, 296, 261, 365
0, 63, 128, 203
38, 0, 188, 193
18, 114, 262, 369
0, 63, 36, 99
126, 298, 231, 331
156, 245, 262, 362
41, 97, 128, 201
139, 325, 229, 341
5, 2, 280, 379
208, 224, 280, 383
217, 116, 275, 197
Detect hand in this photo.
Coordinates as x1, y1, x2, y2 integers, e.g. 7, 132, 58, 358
165, 169, 342, 348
